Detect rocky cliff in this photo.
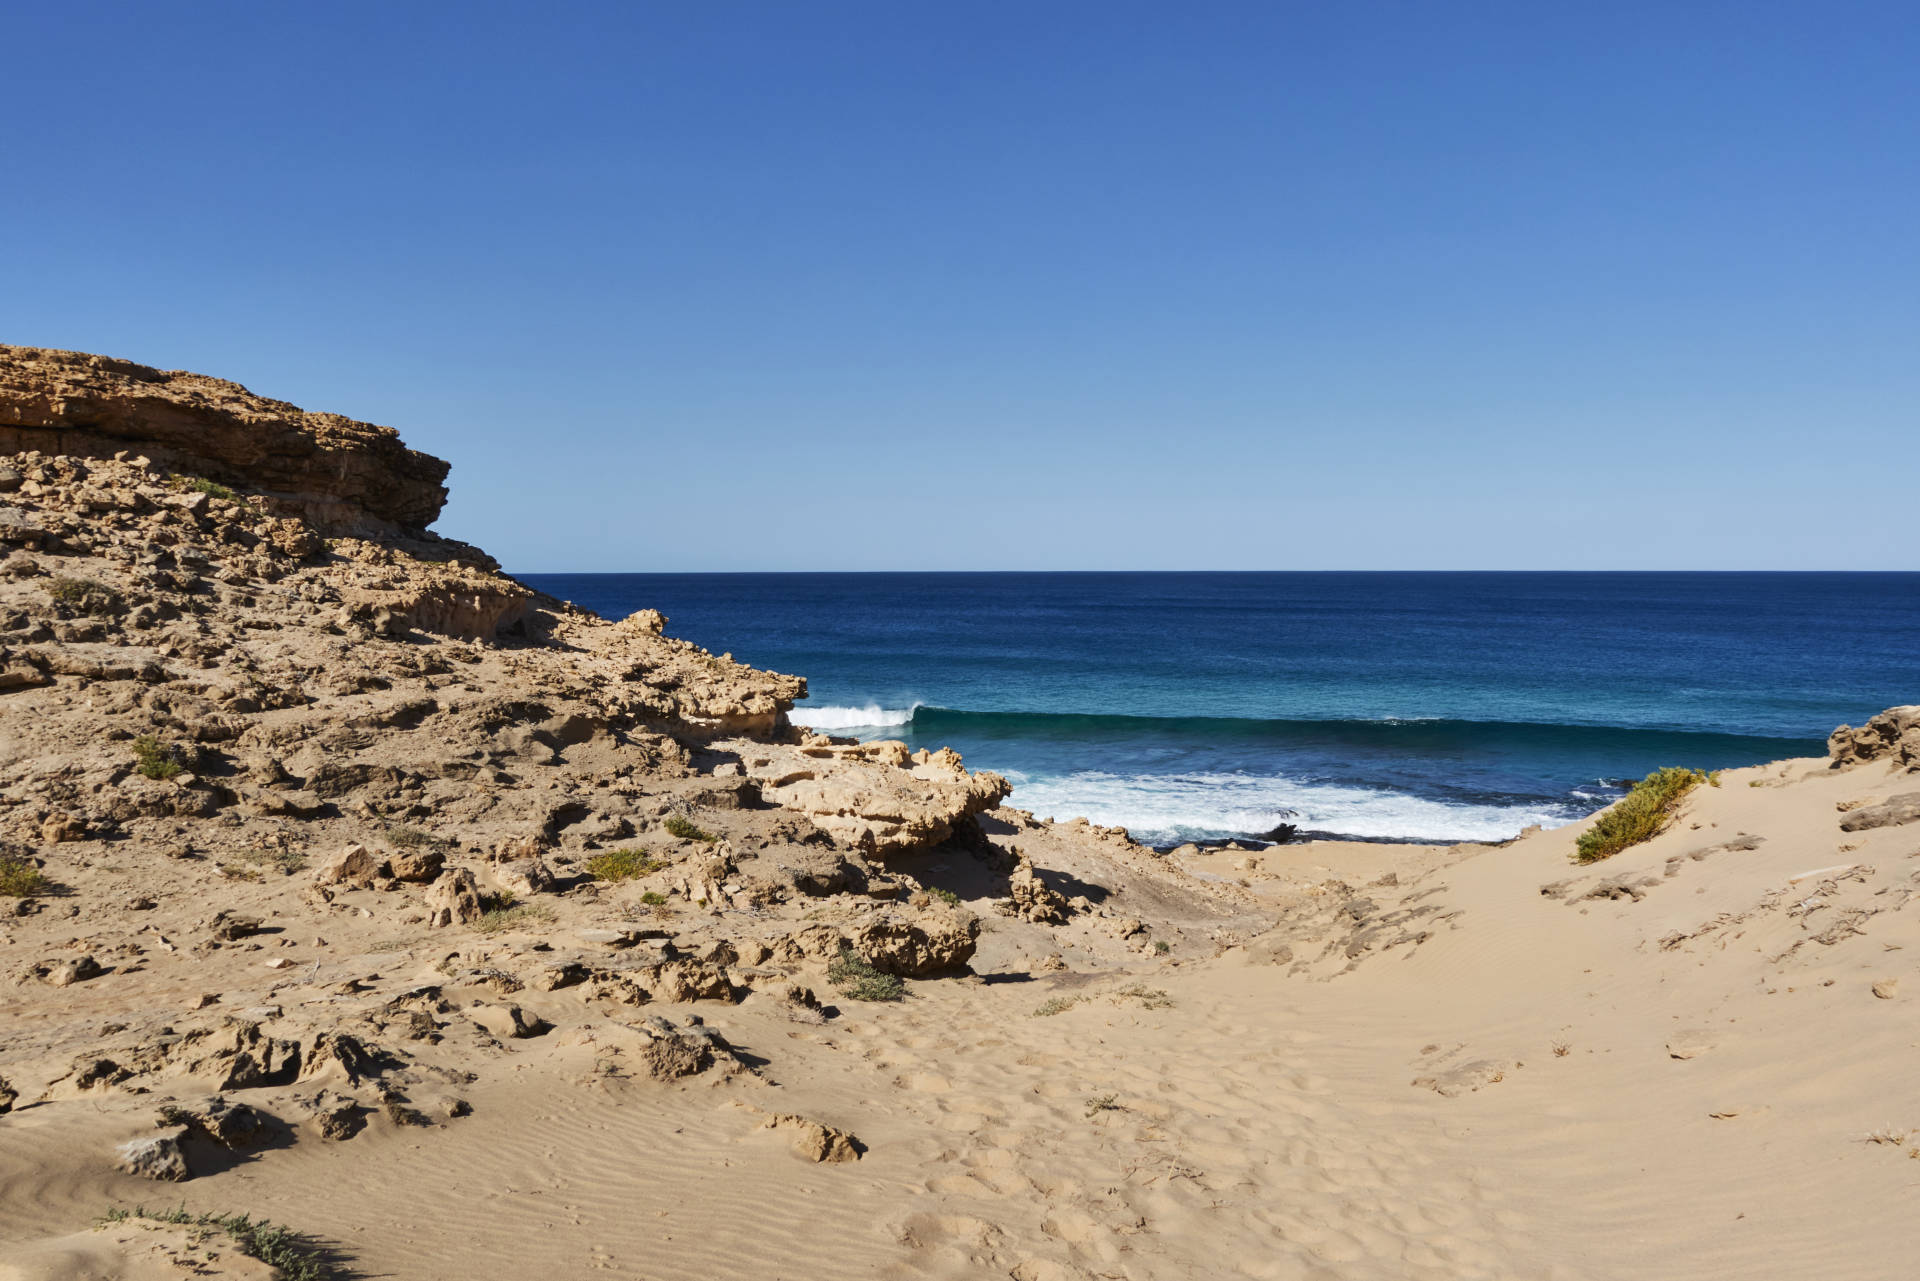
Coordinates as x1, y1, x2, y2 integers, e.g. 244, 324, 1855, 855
0, 346, 449, 535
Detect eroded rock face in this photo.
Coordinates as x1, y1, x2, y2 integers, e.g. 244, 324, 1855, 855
744, 740, 1011, 856
0, 345, 449, 534
1830, 706, 1920, 771
850, 904, 980, 976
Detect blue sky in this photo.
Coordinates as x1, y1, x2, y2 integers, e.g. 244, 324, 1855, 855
3, 2, 1914, 570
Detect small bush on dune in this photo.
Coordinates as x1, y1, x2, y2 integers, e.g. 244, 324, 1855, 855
827, 945, 905, 1002
639, 890, 668, 906
587, 848, 666, 881
1574, 767, 1709, 864
99, 1206, 331, 1281
0, 855, 50, 897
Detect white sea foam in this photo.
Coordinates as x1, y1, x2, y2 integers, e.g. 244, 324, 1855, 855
1005, 769, 1576, 845
788, 703, 919, 730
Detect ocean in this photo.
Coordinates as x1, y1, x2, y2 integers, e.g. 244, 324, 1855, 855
518, 572, 1920, 846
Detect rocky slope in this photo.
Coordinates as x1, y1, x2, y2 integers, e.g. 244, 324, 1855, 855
0, 347, 1263, 1277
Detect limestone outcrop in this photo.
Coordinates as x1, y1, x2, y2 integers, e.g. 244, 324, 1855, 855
1829, 705, 1920, 771
0, 345, 449, 534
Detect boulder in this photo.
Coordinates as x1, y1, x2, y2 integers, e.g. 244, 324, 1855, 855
425, 867, 483, 928
850, 906, 979, 976
313, 843, 385, 889
390, 846, 446, 883
496, 857, 555, 898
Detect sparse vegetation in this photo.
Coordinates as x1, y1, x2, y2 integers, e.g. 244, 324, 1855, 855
1112, 984, 1173, 1010
1865, 1125, 1911, 1146
232, 846, 306, 876
0, 855, 50, 897
587, 848, 666, 881
474, 896, 554, 934
47, 575, 123, 615
1033, 996, 1080, 1017
99, 1206, 331, 1281
385, 825, 444, 850
1153, 939, 1171, 955
928, 886, 961, 907
1116, 984, 1172, 1007
167, 474, 238, 501
664, 816, 716, 843
131, 734, 185, 781
827, 945, 905, 1002
639, 890, 668, 906
1574, 767, 1709, 864
1552, 1041, 1571, 1057
1084, 1093, 1122, 1117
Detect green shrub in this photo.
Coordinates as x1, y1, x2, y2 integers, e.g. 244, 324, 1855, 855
99, 1206, 330, 1281
1032, 996, 1079, 1017
47, 576, 123, 615
1574, 767, 1708, 864
664, 816, 715, 843
0, 855, 50, 897
639, 890, 668, 906
1152, 940, 1171, 955
384, 825, 442, 849
586, 848, 666, 881
131, 735, 184, 780
827, 945, 905, 1002
928, 886, 961, 907
167, 474, 238, 501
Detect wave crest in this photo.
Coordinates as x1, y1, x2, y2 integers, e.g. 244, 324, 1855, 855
788, 703, 919, 730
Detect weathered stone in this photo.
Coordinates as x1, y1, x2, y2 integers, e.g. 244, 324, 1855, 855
1839, 793, 1920, 832
849, 906, 979, 976
313, 843, 384, 889
116, 1127, 191, 1181
425, 867, 483, 928
390, 846, 446, 883
1829, 706, 1920, 771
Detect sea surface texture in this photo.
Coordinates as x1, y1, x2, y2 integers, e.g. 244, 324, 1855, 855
520, 572, 1920, 845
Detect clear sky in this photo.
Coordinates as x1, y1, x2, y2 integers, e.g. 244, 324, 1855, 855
3, 2, 1914, 571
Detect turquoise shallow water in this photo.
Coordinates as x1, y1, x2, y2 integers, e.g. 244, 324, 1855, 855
520, 572, 1920, 844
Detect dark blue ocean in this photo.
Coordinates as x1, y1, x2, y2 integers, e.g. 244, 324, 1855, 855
519, 573, 1920, 845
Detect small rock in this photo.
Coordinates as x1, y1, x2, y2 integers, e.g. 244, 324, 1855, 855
470, 1004, 550, 1039
44, 954, 104, 986
208, 911, 263, 942
116, 1127, 192, 1181
1873, 979, 1899, 1000
313, 843, 385, 889
391, 847, 446, 883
